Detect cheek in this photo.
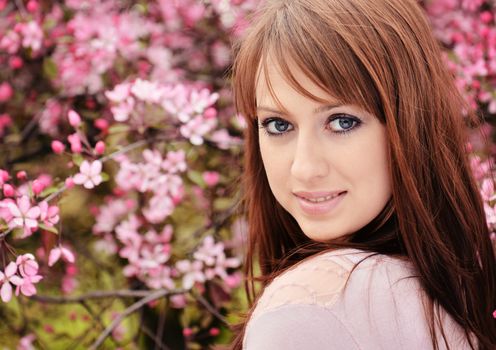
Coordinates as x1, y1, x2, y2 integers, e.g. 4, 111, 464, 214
259, 136, 290, 193
351, 132, 391, 200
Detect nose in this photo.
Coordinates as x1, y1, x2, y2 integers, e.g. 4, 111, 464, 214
290, 133, 330, 183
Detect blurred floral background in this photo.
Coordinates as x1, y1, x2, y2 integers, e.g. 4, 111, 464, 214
0, 0, 494, 349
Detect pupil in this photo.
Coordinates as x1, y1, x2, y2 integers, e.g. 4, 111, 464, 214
275, 120, 288, 131
339, 118, 353, 129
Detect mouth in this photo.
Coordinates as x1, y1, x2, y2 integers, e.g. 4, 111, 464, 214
293, 191, 347, 215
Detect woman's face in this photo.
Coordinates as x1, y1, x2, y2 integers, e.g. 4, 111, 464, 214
256, 58, 392, 242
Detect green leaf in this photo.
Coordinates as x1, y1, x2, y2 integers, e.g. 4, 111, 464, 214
38, 223, 59, 234
108, 123, 131, 135
100, 172, 109, 182
39, 186, 60, 198
43, 58, 58, 80
187, 170, 205, 187
213, 197, 232, 211
72, 154, 84, 166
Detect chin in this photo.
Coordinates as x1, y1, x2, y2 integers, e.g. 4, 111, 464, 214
303, 230, 350, 243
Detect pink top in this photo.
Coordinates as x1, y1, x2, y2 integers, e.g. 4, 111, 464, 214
243, 248, 472, 349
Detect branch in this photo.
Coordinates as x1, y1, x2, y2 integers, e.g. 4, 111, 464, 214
89, 288, 184, 350
192, 292, 228, 325
30, 288, 187, 304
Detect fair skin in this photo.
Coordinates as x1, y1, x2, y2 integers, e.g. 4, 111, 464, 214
256, 58, 392, 242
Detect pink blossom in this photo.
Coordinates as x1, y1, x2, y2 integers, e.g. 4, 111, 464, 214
145, 266, 175, 290
61, 275, 78, 294
170, 294, 187, 308
16, 171, 27, 180
65, 177, 75, 189
484, 203, 496, 226
51, 140, 65, 154
0, 31, 21, 54
94, 118, 109, 131
183, 328, 194, 337
38, 99, 62, 136
48, 245, 75, 266
142, 195, 174, 223
26, 0, 39, 13
9, 56, 23, 69
105, 83, 131, 103
68, 110, 81, 127
6, 196, 40, 238
0, 113, 12, 136
203, 171, 220, 187
31, 180, 44, 195
176, 260, 205, 289
162, 150, 187, 173
110, 97, 135, 122
15, 271, 42, 297
73, 160, 103, 189
180, 114, 217, 145
38, 201, 60, 227
20, 21, 44, 52
16, 254, 39, 277
480, 179, 495, 202
94, 141, 105, 155
93, 198, 133, 234
225, 272, 242, 289
17, 333, 36, 350
0, 262, 23, 302
67, 133, 82, 153
0, 82, 13, 103
130, 79, 165, 103
0, 169, 9, 185
3, 184, 15, 197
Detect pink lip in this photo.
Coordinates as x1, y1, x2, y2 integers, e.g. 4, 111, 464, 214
293, 191, 347, 216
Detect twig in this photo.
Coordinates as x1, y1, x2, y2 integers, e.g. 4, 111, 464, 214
99, 139, 149, 163
89, 288, 183, 350
14, 0, 27, 17
141, 323, 171, 350
155, 301, 167, 350
192, 292, 228, 325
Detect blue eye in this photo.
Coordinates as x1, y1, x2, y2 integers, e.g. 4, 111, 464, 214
259, 118, 294, 136
327, 115, 361, 133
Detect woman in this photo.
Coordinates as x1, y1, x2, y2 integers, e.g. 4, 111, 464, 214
230, 0, 496, 349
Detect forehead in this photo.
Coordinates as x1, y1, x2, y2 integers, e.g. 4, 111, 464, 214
255, 56, 338, 111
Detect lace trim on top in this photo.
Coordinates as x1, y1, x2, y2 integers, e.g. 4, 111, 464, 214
248, 248, 375, 325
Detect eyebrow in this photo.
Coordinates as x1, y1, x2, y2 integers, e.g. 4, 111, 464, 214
256, 103, 342, 115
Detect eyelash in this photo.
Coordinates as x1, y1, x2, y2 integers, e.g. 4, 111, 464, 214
258, 114, 362, 137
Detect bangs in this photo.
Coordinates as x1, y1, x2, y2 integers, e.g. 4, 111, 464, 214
233, 0, 385, 123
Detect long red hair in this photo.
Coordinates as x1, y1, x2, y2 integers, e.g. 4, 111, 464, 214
230, 0, 496, 348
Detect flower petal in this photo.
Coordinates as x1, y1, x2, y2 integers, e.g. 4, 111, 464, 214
48, 248, 61, 267
4, 262, 17, 278
1, 282, 12, 302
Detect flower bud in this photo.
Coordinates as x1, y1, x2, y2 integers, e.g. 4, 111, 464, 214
68, 110, 81, 128
67, 133, 82, 153
51, 140, 65, 154
9, 56, 23, 69
65, 177, 75, 189
16, 171, 27, 180
0, 82, 13, 103
202, 171, 220, 187
32, 179, 44, 195
203, 107, 217, 119
26, 0, 39, 12
94, 141, 105, 155
3, 183, 15, 197
94, 118, 109, 131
